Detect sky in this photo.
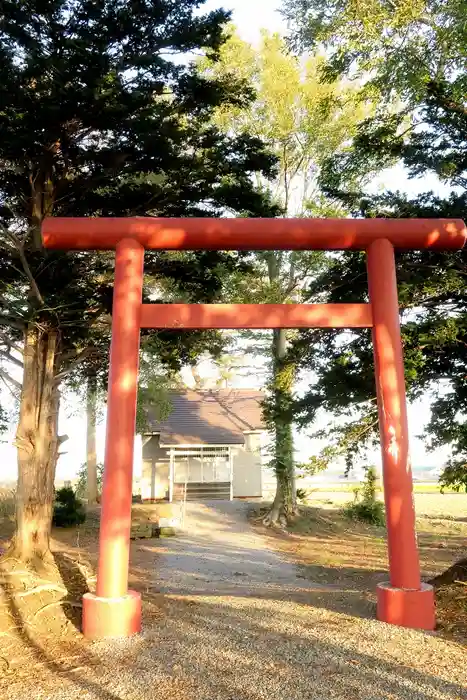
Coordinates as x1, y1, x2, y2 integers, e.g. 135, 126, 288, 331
203, 0, 284, 44
0, 0, 453, 483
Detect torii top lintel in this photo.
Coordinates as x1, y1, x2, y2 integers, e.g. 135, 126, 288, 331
42, 217, 467, 251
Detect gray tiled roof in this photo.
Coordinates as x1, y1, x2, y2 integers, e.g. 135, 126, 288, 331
145, 390, 265, 445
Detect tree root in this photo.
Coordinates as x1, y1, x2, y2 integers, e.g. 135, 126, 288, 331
0, 570, 31, 577
261, 507, 288, 529
0, 551, 59, 579
429, 558, 467, 589
0, 628, 25, 639
0, 556, 24, 566
14, 583, 67, 598
32, 600, 82, 619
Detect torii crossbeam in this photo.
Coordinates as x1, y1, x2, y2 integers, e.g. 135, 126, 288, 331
42, 217, 466, 640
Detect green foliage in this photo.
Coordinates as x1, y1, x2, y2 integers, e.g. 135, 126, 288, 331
343, 466, 385, 525
53, 487, 86, 528
360, 465, 379, 501
200, 29, 370, 217
439, 461, 467, 493
0, 0, 279, 385
296, 487, 309, 503
295, 396, 380, 476
75, 463, 104, 500
283, 0, 466, 105
319, 82, 467, 212
136, 372, 175, 435
0, 1, 280, 559
343, 499, 386, 526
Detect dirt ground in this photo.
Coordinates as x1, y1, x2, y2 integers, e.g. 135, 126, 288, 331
0, 491, 465, 698
255, 492, 467, 641
0, 502, 167, 691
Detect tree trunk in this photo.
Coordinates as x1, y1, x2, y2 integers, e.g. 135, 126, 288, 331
191, 364, 204, 390
264, 328, 296, 525
261, 253, 297, 527
261, 280, 296, 529
8, 327, 60, 566
86, 373, 98, 505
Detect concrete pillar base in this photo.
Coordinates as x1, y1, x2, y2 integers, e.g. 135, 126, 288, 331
377, 582, 435, 630
82, 590, 142, 640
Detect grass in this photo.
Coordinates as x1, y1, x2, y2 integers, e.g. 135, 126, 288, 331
342, 499, 386, 526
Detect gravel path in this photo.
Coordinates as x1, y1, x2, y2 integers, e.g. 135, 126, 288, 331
5, 501, 467, 699
152, 500, 335, 600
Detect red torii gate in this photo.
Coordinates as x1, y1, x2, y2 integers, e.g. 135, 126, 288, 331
42, 217, 466, 640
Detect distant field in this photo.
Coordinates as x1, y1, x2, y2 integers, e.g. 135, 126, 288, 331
0, 488, 14, 518
308, 490, 466, 521
306, 482, 458, 494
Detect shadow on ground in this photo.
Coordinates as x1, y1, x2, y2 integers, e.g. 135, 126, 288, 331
0, 555, 122, 700
91, 593, 466, 700
52, 552, 89, 632
1, 497, 466, 699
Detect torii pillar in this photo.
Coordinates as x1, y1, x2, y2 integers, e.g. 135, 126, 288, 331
42, 216, 466, 639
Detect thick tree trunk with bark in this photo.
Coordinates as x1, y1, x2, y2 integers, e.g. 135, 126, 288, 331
86, 373, 98, 505
8, 327, 60, 566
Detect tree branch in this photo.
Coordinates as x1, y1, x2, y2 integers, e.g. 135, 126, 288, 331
0, 316, 26, 331
17, 244, 45, 306
3, 229, 45, 306
0, 368, 22, 391
285, 255, 299, 297
0, 331, 23, 355
0, 349, 23, 368
55, 347, 94, 382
